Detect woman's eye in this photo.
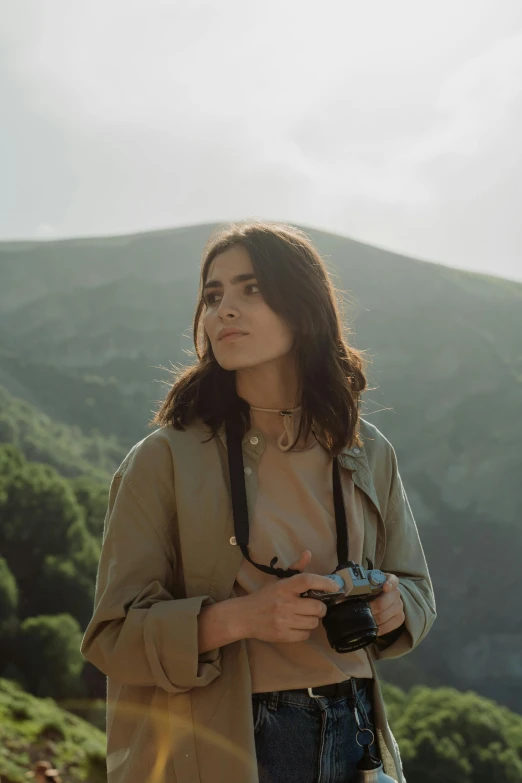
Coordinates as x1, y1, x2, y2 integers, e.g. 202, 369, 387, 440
204, 283, 260, 306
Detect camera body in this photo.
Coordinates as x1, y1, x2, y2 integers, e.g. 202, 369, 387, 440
301, 563, 386, 603
301, 563, 387, 653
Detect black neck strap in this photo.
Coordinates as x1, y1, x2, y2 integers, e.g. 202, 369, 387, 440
225, 415, 350, 579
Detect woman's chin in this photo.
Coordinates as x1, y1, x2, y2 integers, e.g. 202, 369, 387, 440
214, 353, 241, 371
215, 354, 259, 372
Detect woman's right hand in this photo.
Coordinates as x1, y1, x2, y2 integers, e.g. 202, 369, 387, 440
240, 550, 341, 643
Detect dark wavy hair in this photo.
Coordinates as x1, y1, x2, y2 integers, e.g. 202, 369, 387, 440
151, 220, 369, 454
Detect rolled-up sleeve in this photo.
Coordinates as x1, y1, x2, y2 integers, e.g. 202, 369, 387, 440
370, 442, 437, 661
80, 436, 222, 692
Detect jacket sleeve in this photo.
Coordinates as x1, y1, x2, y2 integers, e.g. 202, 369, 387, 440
80, 435, 222, 692
369, 442, 436, 661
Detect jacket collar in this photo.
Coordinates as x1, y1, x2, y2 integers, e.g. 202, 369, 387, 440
215, 421, 384, 523
217, 420, 365, 457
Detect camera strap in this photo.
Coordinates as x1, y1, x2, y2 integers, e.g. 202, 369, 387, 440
225, 415, 350, 579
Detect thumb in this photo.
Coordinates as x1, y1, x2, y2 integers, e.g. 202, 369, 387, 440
382, 573, 400, 592
288, 550, 312, 572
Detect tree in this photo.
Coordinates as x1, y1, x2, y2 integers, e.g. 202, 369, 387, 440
17, 614, 86, 699
69, 475, 109, 540
391, 686, 522, 783
0, 443, 25, 482
0, 413, 19, 446
0, 451, 98, 621
0, 556, 19, 675
0, 556, 18, 629
32, 526, 100, 628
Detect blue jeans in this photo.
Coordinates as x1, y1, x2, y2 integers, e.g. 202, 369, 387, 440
252, 678, 376, 783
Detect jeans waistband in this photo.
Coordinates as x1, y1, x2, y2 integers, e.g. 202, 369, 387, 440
252, 677, 372, 707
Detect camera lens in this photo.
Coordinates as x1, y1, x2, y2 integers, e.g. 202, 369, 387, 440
323, 598, 378, 653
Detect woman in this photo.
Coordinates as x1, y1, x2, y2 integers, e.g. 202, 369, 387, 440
81, 220, 436, 783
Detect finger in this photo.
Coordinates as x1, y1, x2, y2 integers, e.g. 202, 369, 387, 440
289, 572, 341, 595
377, 616, 405, 637
382, 573, 400, 592
372, 585, 403, 618
288, 550, 312, 572
290, 615, 321, 631
374, 602, 403, 627
295, 598, 328, 618
370, 592, 395, 617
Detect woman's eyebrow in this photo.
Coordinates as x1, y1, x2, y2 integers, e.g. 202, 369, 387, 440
203, 272, 257, 290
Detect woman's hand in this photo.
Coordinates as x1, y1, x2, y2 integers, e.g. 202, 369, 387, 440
239, 550, 340, 644
370, 573, 405, 636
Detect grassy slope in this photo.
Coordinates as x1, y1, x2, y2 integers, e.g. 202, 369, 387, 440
0, 678, 105, 783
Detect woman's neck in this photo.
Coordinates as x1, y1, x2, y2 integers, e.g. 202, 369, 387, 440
235, 357, 309, 446
235, 356, 300, 411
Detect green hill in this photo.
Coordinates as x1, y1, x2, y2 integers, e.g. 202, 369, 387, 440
0, 221, 521, 712
0, 385, 126, 483
0, 223, 212, 312
0, 678, 105, 783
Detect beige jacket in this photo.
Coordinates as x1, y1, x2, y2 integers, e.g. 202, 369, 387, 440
81, 416, 436, 783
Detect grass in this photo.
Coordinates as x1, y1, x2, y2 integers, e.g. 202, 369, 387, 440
0, 678, 106, 783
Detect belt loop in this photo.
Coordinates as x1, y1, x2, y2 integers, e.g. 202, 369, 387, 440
350, 677, 358, 702
268, 691, 279, 710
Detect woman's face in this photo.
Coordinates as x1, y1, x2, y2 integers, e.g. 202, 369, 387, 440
202, 243, 294, 371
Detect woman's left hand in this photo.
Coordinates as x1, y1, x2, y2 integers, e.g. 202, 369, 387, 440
370, 573, 405, 636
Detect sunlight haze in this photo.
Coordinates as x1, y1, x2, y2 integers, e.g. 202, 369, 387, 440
1, 0, 521, 281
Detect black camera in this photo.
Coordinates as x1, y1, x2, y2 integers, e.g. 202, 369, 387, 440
301, 562, 387, 653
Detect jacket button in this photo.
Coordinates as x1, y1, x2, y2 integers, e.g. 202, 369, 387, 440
250, 436, 259, 445
230, 536, 237, 545
244, 467, 252, 475
352, 448, 360, 454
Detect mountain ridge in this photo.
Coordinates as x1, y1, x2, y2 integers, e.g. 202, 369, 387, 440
1, 220, 520, 712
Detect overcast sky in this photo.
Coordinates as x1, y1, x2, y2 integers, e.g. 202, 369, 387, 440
1, 1, 522, 282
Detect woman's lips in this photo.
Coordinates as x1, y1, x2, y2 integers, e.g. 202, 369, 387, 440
220, 332, 247, 342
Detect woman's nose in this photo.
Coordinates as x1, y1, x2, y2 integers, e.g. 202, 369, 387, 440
217, 293, 240, 319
